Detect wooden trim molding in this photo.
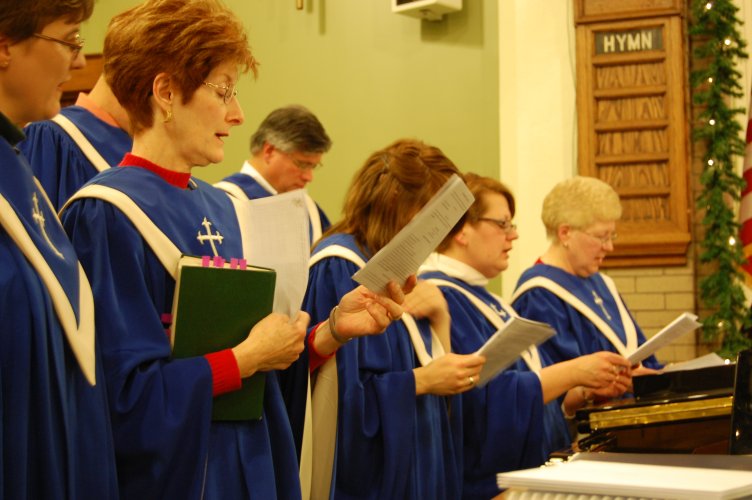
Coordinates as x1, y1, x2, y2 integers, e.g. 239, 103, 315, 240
61, 53, 103, 107
574, 0, 684, 24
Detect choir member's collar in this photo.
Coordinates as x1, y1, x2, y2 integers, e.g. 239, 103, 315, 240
240, 160, 277, 194
0, 111, 25, 147
75, 92, 121, 129
118, 153, 192, 189
419, 252, 489, 286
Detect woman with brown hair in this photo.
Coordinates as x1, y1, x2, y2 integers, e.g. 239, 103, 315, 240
60, 1, 406, 498
304, 139, 485, 499
0, 0, 119, 498
421, 173, 631, 499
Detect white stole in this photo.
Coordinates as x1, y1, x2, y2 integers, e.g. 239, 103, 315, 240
51, 114, 111, 173
511, 274, 637, 357
1, 181, 96, 384
426, 278, 542, 373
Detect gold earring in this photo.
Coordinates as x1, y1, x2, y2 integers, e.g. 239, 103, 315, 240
163, 108, 172, 123
0, 60, 8, 68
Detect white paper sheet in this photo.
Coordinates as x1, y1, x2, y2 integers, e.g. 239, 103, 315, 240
497, 459, 752, 499
662, 352, 728, 373
352, 174, 474, 293
627, 312, 701, 366
474, 316, 555, 387
241, 189, 311, 317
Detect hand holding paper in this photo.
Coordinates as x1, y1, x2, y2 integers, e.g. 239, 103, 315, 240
626, 312, 701, 366
335, 282, 408, 338
414, 352, 486, 396
474, 316, 556, 387
353, 174, 474, 293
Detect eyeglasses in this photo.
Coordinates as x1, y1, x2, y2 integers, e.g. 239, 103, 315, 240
33, 32, 85, 58
478, 217, 517, 234
580, 230, 618, 246
203, 81, 238, 104
284, 151, 323, 171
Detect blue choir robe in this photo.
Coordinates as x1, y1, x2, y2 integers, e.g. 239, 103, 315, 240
0, 120, 118, 499
61, 165, 302, 500
218, 164, 330, 245
19, 105, 132, 210
304, 233, 463, 499
512, 263, 663, 453
419, 256, 545, 500
512, 263, 662, 369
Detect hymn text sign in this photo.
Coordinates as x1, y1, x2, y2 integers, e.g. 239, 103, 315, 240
595, 28, 663, 55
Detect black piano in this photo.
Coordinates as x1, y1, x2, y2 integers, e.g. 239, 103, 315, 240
570, 350, 752, 456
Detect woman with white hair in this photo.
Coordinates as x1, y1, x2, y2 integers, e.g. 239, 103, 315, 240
512, 176, 662, 448
513, 176, 661, 368
513, 176, 662, 367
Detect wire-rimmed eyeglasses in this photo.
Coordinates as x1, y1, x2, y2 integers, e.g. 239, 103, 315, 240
33, 32, 85, 58
478, 217, 517, 234
284, 151, 323, 171
579, 230, 618, 246
203, 81, 238, 104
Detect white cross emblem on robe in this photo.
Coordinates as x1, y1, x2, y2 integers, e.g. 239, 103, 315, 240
591, 289, 612, 321
490, 302, 509, 320
196, 217, 224, 256
31, 193, 63, 258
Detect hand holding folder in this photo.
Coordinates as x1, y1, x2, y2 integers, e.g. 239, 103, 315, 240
170, 255, 282, 421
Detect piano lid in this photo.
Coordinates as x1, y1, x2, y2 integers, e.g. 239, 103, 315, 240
633, 363, 735, 401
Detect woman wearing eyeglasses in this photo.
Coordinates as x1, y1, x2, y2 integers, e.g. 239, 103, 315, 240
419, 173, 631, 499
512, 177, 663, 370
0, 0, 119, 498
59, 1, 408, 499
511, 177, 662, 447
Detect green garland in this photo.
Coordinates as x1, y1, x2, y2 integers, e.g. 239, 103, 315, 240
690, 0, 752, 357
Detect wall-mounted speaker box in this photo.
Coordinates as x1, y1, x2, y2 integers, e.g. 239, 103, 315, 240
392, 0, 462, 21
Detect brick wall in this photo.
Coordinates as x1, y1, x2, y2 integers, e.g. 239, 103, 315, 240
604, 264, 698, 365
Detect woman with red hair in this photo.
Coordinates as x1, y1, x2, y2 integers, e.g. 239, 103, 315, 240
61, 1, 407, 498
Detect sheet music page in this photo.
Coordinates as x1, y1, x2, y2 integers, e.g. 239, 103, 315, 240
243, 189, 310, 317
352, 174, 474, 293
474, 316, 555, 387
626, 312, 701, 366
662, 352, 727, 373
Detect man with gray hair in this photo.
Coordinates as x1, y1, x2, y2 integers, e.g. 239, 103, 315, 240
217, 104, 332, 242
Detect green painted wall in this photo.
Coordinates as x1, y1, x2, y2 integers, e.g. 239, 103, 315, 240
85, 0, 499, 222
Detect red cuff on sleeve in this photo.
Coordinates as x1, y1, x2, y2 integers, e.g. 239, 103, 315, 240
309, 321, 336, 372
204, 349, 242, 397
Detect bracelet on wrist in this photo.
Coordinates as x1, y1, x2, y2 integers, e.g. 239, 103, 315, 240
329, 306, 351, 344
